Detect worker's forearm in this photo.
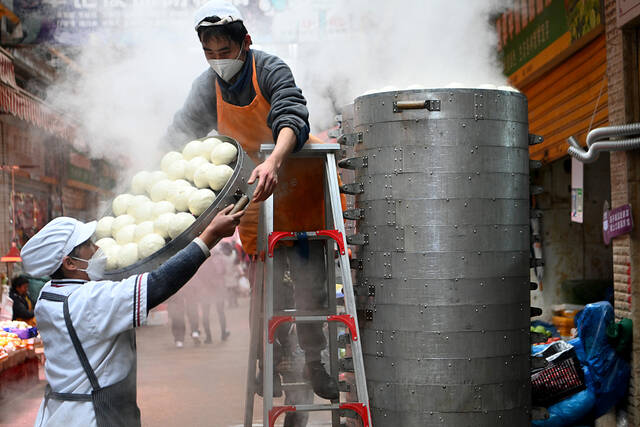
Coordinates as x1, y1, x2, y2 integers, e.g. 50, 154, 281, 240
267, 127, 297, 169
146, 240, 208, 311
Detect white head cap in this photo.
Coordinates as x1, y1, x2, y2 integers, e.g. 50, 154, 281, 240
21, 217, 97, 277
193, 1, 243, 31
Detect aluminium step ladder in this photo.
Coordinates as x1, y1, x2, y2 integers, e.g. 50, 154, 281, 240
243, 143, 371, 427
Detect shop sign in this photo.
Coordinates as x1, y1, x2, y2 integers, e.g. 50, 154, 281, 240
67, 149, 116, 191
603, 204, 633, 245
496, 0, 604, 87
617, 0, 640, 27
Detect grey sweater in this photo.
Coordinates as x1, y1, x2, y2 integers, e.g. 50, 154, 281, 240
163, 49, 310, 152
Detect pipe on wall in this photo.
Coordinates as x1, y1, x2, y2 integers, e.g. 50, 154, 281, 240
567, 123, 640, 163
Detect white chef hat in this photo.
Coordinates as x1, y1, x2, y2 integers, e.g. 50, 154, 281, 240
194, 1, 243, 30
21, 217, 97, 277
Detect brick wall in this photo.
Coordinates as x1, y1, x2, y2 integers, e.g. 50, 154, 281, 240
605, 0, 640, 421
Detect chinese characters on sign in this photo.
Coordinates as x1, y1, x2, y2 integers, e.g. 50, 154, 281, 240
603, 204, 633, 245
496, 0, 603, 85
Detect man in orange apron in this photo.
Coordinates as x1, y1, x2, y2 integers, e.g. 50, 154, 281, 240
163, 1, 339, 402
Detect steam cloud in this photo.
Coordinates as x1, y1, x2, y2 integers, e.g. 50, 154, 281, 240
47, 0, 511, 169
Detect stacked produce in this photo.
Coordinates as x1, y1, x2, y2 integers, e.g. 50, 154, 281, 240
0, 328, 28, 361
95, 137, 238, 270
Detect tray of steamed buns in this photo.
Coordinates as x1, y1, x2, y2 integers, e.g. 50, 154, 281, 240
98, 135, 256, 281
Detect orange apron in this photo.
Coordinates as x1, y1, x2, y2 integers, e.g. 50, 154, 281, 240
216, 56, 328, 255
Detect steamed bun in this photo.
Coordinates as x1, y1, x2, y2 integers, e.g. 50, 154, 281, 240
134, 221, 155, 242
127, 196, 154, 223
95, 237, 117, 250
105, 244, 121, 271
112, 194, 134, 217
111, 215, 136, 235
169, 212, 196, 239
182, 141, 203, 160
194, 163, 216, 188
210, 142, 237, 165
154, 212, 176, 239
115, 224, 137, 245
146, 171, 169, 193
138, 233, 165, 259
117, 243, 139, 269
152, 200, 175, 218
161, 151, 183, 174
188, 189, 216, 216
166, 159, 188, 180
95, 216, 115, 240
185, 156, 208, 181
200, 137, 222, 157
131, 171, 151, 195
150, 179, 172, 202
207, 164, 233, 191
168, 185, 196, 212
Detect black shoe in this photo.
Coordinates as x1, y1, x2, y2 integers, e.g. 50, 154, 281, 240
303, 361, 339, 400
221, 331, 230, 341
255, 370, 282, 397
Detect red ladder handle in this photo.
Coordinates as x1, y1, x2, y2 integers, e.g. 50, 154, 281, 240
316, 230, 346, 255
268, 231, 295, 257
269, 404, 370, 427
340, 403, 370, 427
328, 314, 358, 341
268, 316, 294, 343
269, 405, 296, 427
267, 230, 346, 257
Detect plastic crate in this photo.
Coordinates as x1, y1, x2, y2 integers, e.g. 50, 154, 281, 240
532, 346, 586, 407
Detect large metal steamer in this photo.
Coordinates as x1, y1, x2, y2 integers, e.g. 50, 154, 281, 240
340, 88, 531, 425
103, 136, 256, 281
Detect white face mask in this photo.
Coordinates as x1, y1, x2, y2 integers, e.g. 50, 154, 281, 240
208, 42, 245, 82
71, 247, 107, 281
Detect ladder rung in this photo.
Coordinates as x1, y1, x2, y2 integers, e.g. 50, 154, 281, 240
268, 314, 358, 343
268, 230, 346, 257
280, 381, 311, 391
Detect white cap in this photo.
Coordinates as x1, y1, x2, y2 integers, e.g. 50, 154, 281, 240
194, 1, 243, 30
21, 217, 97, 277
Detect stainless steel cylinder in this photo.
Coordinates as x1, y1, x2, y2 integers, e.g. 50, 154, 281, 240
345, 88, 531, 426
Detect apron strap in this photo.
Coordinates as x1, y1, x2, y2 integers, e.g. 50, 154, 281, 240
39, 291, 67, 302
39, 291, 102, 390
45, 383, 92, 401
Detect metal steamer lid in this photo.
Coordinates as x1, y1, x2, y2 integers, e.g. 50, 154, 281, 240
353, 87, 528, 127
102, 136, 256, 281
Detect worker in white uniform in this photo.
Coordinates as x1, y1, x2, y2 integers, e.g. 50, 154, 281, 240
20, 205, 243, 427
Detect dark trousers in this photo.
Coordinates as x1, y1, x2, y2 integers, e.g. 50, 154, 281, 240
169, 293, 227, 341
273, 240, 328, 362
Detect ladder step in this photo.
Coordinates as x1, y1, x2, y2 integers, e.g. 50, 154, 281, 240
269, 314, 359, 344
269, 403, 370, 427
268, 230, 346, 257
280, 381, 311, 391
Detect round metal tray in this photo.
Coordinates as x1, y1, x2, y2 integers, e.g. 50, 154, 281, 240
102, 136, 256, 281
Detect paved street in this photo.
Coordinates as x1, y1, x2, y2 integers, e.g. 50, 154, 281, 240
0, 298, 330, 427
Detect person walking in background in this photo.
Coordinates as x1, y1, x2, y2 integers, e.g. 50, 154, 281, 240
9, 275, 36, 326
167, 289, 200, 348
185, 240, 238, 343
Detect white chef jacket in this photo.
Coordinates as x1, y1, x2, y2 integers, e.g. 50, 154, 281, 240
33, 274, 148, 427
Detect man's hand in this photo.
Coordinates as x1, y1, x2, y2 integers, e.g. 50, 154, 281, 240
248, 126, 297, 202
248, 159, 279, 202
199, 204, 244, 248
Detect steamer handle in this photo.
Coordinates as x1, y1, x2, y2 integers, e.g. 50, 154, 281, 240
393, 99, 441, 112
230, 194, 250, 214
